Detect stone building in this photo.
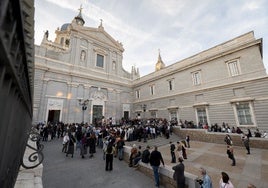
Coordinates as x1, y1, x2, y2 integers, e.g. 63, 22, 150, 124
34, 9, 139, 125
133, 31, 268, 131
34, 9, 268, 131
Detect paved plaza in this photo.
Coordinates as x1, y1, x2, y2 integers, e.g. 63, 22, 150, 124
42, 133, 268, 188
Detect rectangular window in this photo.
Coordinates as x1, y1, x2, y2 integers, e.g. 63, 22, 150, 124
136, 90, 140, 99
170, 110, 177, 120
96, 54, 104, 68
150, 111, 157, 118
227, 60, 240, 76
196, 107, 207, 124
192, 71, 201, 85
150, 85, 155, 95
168, 79, 174, 91
236, 103, 253, 125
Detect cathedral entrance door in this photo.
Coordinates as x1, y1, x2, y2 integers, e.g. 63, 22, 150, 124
92, 105, 103, 126
124, 111, 129, 120
47, 110, 60, 123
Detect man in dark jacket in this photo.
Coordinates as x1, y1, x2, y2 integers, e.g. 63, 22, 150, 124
149, 146, 165, 187
141, 145, 151, 164
172, 157, 185, 188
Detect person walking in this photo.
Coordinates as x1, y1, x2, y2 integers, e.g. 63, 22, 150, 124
66, 132, 76, 158
170, 142, 176, 163
219, 171, 234, 188
224, 134, 233, 145
242, 133, 250, 154
172, 157, 185, 188
227, 145, 236, 166
149, 146, 165, 187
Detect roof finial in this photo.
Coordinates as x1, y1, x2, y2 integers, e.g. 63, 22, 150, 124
100, 19, 103, 26
78, 4, 83, 14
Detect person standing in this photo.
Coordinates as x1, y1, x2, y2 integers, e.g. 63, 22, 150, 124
88, 132, 96, 158
219, 171, 234, 188
172, 157, 185, 188
66, 132, 76, 158
170, 142, 176, 163
116, 136, 125, 160
227, 145, 236, 166
186, 135, 190, 148
242, 133, 250, 154
149, 146, 165, 187
200, 167, 213, 188
105, 142, 115, 171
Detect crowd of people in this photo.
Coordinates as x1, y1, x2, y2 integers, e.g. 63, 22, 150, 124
179, 120, 268, 138
36, 117, 261, 188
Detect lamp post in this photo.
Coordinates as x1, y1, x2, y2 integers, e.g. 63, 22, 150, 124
142, 104, 147, 125
78, 99, 89, 123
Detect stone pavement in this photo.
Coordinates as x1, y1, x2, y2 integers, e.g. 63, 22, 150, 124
125, 134, 268, 188
42, 139, 162, 188
42, 133, 268, 188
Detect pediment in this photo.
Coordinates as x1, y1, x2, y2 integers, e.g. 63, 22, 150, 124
80, 27, 124, 51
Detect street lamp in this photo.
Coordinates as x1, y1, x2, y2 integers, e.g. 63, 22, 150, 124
78, 99, 89, 123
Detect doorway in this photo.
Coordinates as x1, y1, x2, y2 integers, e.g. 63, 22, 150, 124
92, 105, 103, 126
123, 111, 129, 120
47, 110, 60, 123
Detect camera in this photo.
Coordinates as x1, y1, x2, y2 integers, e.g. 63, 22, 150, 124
196, 178, 203, 185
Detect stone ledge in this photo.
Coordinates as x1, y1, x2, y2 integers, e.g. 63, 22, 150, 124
173, 127, 268, 149
15, 139, 43, 188
123, 146, 199, 188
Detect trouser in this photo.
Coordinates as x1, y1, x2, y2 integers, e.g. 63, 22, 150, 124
171, 151, 176, 163
152, 166, 160, 187
106, 154, 113, 170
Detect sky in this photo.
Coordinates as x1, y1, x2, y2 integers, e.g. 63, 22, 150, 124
35, 0, 268, 76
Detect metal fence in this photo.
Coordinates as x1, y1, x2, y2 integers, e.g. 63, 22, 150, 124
0, 0, 35, 187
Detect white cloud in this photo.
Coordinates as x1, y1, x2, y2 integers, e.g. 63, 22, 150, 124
35, 0, 268, 76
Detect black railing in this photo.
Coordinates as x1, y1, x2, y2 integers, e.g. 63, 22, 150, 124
0, 0, 35, 187
21, 127, 44, 169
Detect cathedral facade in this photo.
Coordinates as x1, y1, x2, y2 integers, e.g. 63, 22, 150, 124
34, 10, 268, 131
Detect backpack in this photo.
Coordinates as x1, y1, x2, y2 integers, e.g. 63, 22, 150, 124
106, 144, 113, 154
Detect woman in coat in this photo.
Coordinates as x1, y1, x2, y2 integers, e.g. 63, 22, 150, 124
66, 132, 76, 158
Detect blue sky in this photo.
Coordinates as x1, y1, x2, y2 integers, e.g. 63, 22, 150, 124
35, 0, 268, 76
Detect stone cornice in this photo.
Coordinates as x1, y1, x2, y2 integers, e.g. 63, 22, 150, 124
133, 34, 262, 87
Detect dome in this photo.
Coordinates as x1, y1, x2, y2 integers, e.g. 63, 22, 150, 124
60, 23, 70, 31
